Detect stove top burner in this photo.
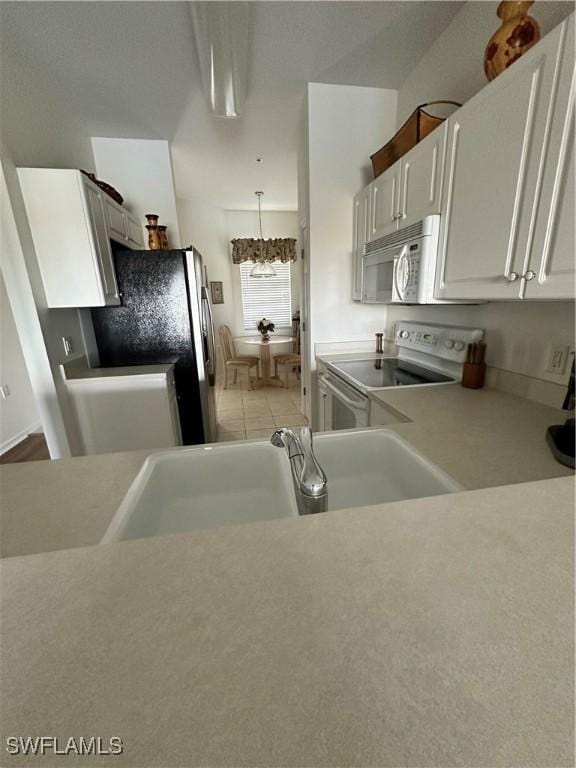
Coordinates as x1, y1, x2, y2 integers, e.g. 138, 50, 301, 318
331, 358, 456, 389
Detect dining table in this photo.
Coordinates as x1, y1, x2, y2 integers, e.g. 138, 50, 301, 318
234, 336, 294, 388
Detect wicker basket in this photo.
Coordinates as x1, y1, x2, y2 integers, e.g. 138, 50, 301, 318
370, 101, 461, 179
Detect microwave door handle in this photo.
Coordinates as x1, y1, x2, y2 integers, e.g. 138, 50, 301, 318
393, 246, 409, 302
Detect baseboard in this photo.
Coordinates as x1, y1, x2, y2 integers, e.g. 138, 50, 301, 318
0, 423, 43, 456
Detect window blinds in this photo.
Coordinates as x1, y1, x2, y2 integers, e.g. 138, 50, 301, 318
239, 262, 292, 330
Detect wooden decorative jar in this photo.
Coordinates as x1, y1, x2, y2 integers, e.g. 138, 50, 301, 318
484, 1, 540, 81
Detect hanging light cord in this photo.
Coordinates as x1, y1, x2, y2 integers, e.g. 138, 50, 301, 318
256, 191, 264, 261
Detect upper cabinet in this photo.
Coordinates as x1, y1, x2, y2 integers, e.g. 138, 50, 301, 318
18, 168, 144, 308
524, 21, 574, 299
351, 184, 371, 301
352, 14, 574, 303
398, 123, 447, 228
102, 195, 144, 250
369, 123, 447, 241
435, 17, 574, 301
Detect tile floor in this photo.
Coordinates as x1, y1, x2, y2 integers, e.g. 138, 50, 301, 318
216, 371, 307, 442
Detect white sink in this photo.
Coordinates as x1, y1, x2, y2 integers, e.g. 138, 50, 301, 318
102, 442, 298, 543
102, 428, 461, 544
313, 429, 462, 511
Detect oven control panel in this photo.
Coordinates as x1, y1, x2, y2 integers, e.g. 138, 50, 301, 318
395, 322, 484, 362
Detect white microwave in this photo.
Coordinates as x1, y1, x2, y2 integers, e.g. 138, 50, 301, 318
362, 215, 447, 304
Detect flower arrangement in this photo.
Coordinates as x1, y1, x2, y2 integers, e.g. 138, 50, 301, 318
257, 318, 275, 340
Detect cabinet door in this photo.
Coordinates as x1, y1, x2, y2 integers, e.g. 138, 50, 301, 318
398, 123, 446, 227
352, 186, 370, 300
370, 167, 399, 240
84, 185, 120, 304
127, 215, 144, 248
436, 21, 565, 300
524, 21, 574, 299
104, 198, 127, 243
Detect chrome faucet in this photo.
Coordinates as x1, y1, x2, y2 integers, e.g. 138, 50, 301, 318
271, 426, 328, 515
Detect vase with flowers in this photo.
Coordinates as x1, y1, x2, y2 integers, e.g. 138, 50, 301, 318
257, 318, 275, 341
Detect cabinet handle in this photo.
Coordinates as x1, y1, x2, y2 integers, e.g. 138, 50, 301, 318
507, 271, 519, 282
523, 270, 536, 281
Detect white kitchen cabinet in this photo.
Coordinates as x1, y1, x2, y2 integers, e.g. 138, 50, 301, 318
64, 364, 182, 455
103, 196, 145, 249
351, 184, 371, 301
521, 20, 574, 299
18, 169, 120, 308
398, 123, 447, 227
368, 123, 447, 241
370, 165, 399, 239
126, 215, 145, 248
18, 168, 145, 308
103, 195, 127, 242
435, 17, 574, 301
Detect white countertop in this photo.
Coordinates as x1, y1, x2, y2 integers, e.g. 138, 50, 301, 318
1, 380, 574, 766
1, 477, 573, 767
63, 363, 175, 380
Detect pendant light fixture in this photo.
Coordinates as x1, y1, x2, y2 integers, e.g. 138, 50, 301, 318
250, 191, 276, 278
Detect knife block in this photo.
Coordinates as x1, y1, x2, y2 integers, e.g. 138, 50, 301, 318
461, 361, 486, 389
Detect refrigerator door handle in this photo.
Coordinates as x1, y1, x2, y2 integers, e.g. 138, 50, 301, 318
201, 287, 216, 379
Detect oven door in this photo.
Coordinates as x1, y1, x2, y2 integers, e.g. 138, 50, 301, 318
362, 245, 408, 303
319, 371, 369, 431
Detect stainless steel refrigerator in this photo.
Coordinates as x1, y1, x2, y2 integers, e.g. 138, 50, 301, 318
91, 248, 216, 445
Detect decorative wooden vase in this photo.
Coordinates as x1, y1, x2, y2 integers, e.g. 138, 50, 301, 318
145, 214, 161, 250
146, 225, 162, 250
157, 225, 169, 249
484, 1, 540, 81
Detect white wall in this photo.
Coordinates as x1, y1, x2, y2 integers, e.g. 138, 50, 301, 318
396, 0, 574, 127
0, 29, 94, 170
386, 301, 575, 405
0, 151, 82, 458
92, 138, 181, 249
177, 199, 300, 338
0, 274, 41, 453
225, 210, 300, 336
301, 83, 396, 421
1, 148, 98, 456
306, 83, 396, 346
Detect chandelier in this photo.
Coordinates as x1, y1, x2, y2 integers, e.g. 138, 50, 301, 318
250, 192, 276, 278
230, 191, 297, 278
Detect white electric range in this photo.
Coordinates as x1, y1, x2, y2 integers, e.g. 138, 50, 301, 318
318, 322, 484, 431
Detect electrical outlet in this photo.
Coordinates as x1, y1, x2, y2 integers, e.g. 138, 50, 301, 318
546, 344, 569, 375
62, 336, 73, 356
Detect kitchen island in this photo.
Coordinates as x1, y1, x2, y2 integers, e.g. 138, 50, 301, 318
0, 386, 574, 766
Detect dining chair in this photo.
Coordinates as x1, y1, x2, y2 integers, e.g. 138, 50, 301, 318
219, 325, 260, 389
273, 326, 301, 388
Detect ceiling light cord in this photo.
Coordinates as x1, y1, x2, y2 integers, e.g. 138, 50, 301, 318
250, 191, 276, 278
256, 190, 264, 260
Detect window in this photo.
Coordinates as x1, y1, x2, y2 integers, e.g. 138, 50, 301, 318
239, 262, 292, 330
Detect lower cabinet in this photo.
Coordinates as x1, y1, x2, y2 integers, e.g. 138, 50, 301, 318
65, 368, 182, 455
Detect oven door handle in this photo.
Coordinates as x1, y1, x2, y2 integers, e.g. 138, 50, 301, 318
322, 375, 368, 411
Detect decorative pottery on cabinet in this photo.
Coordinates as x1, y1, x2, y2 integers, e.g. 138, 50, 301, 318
484, 1, 540, 81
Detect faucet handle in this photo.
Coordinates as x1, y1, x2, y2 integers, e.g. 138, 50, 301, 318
298, 426, 327, 498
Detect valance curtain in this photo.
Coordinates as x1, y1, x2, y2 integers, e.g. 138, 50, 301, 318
231, 238, 297, 264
